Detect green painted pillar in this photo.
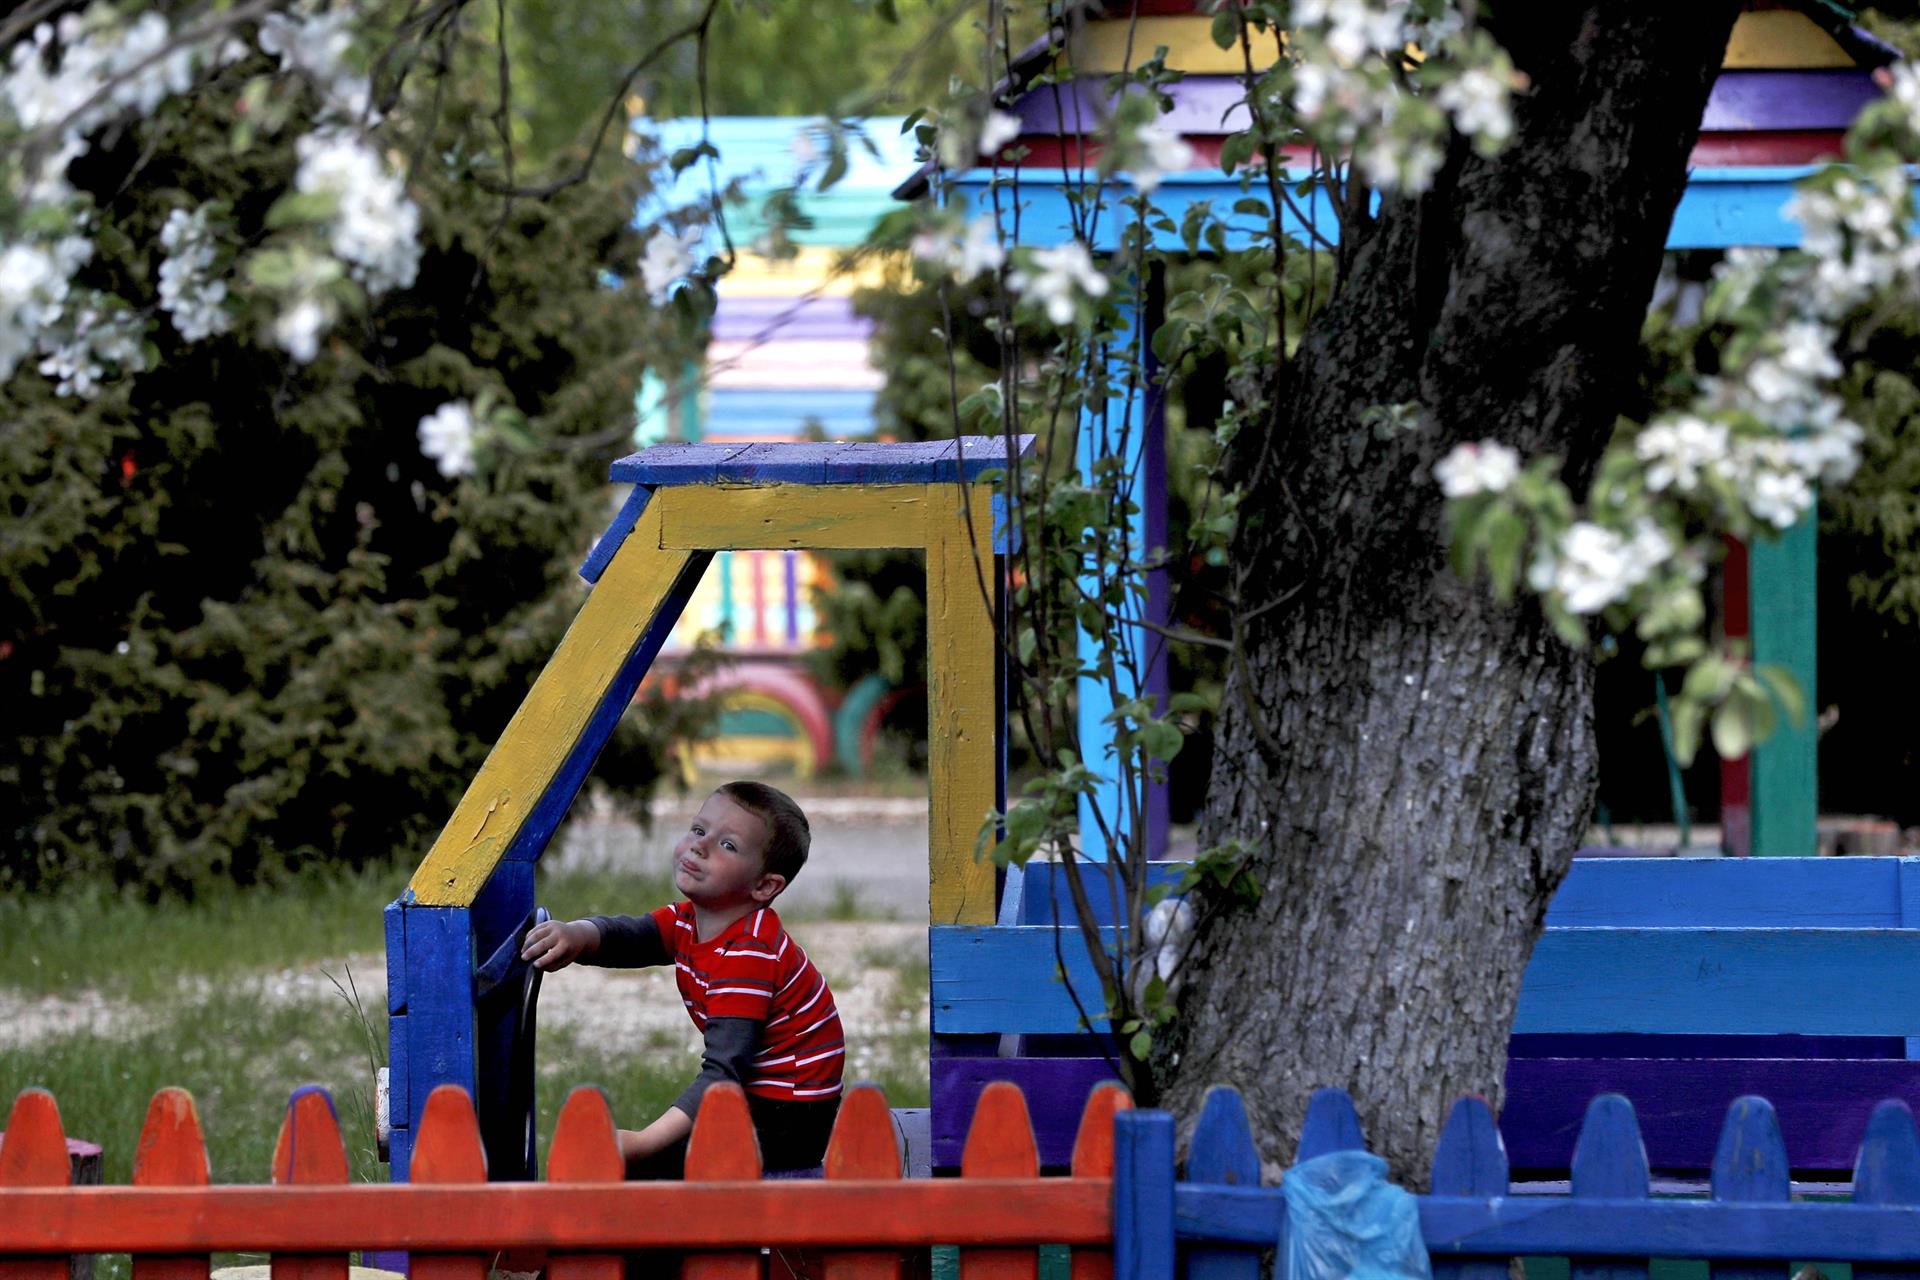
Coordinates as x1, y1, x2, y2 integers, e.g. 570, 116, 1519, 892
1748, 509, 1818, 857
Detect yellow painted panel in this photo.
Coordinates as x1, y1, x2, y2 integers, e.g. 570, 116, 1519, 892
1070, 16, 1279, 75
656, 484, 931, 550
718, 248, 898, 298
925, 485, 1001, 925
409, 507, 698, 906
1723, 11, 1853, 69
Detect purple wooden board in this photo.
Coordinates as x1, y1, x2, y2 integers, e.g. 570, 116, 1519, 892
710, 296, 869, 342
1012, 71, 1877, 138
1502, 1057, 1920, 1172
1701, 71, 1881, 131
608, 442, 749, 485
930, 1055, 1118, 1167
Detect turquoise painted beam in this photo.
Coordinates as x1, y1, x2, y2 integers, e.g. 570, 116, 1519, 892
1750, 511, 1819, 856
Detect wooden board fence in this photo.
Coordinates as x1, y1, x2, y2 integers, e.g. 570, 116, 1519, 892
1114, 1085, 1920, 1278
0, 1081, 1127, 1280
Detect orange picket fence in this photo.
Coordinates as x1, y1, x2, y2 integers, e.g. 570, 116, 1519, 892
0, 1079, 1128, 1280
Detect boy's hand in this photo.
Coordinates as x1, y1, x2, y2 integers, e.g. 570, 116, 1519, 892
521, 919, 598, 970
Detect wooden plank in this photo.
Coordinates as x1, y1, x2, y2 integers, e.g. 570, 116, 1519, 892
1709, 1098, 1790, 1280
407, 501, 704, 904
1570, 1095, 1651, 1280
1544, 857, 1907, 927
0, 1089, 71, 1280
0, 1183, 1113, 1252
657, 483, 931, 550
576, 485, 651, 585
384, 1011, 410, 1172
1184, 1088, 1261, 1280
1013, 76, 1249, 136
1702, 72, 1878, 130
408, 1088, 489, 1280
1068, 16, 1278, 75
269, 1088, 349, 1280
961, 1084, 1040, 1280
684, 1085, 762, 1280
927, 486, 1002, 924
131, 1089, 212, 1280
710, 295, 870, 343
1430, 1099, 1508, 1280
1854, 1101, 1920, 1280
1901, 861, 1920, 1060
400, 906, 475, 1182
1296, 1088, 1367, 1161
384, 900, 408, 1015
932, 1058, 1120, 1168
823, 1086, 906, 1280
718, 441, 858, 485
1068, 1084, 1130, 1280
1749, 511, 1818, 858
1502, 1057, 1920, 1173
544, 1088, 623, 1280
1724, 11, 1855, 69
607, 443, 750, 486
1111, 1111, 1174, 1280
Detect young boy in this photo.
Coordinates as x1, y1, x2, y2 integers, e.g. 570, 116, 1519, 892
520, 781, 843, 1176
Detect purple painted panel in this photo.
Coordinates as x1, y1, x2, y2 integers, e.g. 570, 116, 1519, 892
930, 1056, 1119, 1168
710, 296, 870, 342
1502, 1057, 1920, 1173
1702, 71, 1880, 131
1014, 77, 1250, 136
1010, 70, 1876, 140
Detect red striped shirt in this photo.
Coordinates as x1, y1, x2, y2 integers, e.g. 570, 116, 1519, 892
649, 902, 844, 1100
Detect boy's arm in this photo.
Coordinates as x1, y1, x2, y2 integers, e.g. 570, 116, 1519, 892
580, 913, 670, 967
670, 1017, 760, 1120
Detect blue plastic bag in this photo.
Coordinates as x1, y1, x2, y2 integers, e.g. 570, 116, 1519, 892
1280, 1150, 1432, 1280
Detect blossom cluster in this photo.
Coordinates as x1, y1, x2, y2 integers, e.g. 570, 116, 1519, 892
158, 206, 231, 342
1008, 241, 1110, 325
910, 214, 1005, 283
293, 130, 421, 299
639, 226, 704, 304
417, 401, 478, 479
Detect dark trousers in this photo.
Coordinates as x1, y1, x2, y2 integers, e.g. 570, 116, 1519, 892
627, 1093, 842, 1179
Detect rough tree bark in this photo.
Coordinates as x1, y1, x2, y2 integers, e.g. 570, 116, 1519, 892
1162, 2, 1744, 1182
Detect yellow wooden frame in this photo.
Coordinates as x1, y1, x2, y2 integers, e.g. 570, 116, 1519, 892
408, 482, 1003, 923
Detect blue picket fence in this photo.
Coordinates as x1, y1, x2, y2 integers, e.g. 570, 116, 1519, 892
1113, 1086, 1920, 1279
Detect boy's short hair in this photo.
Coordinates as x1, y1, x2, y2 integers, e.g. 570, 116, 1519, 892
716, 781, 810, 886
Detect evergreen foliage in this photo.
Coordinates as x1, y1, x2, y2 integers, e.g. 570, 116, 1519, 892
2, 68, 697, 895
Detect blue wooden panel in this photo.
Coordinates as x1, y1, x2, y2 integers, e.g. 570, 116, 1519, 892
1517, 929, 1920, 1036
1900, 863, 1920, 1060
829, 440, 958, 483
500, 552, 710, 863
386, 1010, 410, 1146
1546, 857, 1909, 928
1710, 1098, 1791, 1280
716, 441, 849, 484
1114, 1110, 1177, 1280
935, 924, 1920, 1036
1185, 1088, 1262, 1280
608, 442, 749, 485
401, 904, 476, 1173
1008, 862, 1193, 925
1297, 1088, 1368, 1160
1432, 1099, 1511, 1280
578, 486, 652, 585
384, 898, 407, 1015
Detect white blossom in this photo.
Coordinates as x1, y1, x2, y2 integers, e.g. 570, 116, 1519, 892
35, 296, 146, 398
1551, 520, 1671, 615
978, 109, 1021, 157
294, 130, 421, 296
157, 207, 230, 341
1128, 121, 1195, 193
639, 226, 703, 303
0, 242, 71, 380
1437, 67, 1513, 146
1635, 415, 1728, 494
1433, 440, 1520, 498
272, 296, 331, 363
912, 215, 1005, 283
417, 400, 478, 478
1008, 241, 1108, 325
1129, 897, 1195, 1007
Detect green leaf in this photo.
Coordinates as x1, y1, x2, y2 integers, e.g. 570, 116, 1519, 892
1754, 663, 1808, 729
264, 191, 337, 229
1139, 719, 1184, 762
1710, 695, 1756, 762
1128, 1029, 1152, 1060
1210, 9, 1239, 49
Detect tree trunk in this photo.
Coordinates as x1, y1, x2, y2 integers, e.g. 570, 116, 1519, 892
1165, 2, 1743, 1182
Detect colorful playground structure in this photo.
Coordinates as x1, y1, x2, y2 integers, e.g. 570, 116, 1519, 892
634, 118, 919, 779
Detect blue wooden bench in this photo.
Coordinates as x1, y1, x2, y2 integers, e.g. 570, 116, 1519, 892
1110, 1084, 1920, 1279
931, 856, 1920, 1175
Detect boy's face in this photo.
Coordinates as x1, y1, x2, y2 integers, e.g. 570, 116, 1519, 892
673, 791, 784, 909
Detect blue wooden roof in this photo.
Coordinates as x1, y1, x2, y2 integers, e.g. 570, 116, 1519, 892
608, 435, 1036, 486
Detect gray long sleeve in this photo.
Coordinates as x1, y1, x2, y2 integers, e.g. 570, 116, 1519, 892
672, 1017, 760, 1119
584, 913, 670, 968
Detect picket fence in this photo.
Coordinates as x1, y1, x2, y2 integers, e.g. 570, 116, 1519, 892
0, 1080, 1127, 1280
1113, 1085, 1920, 1279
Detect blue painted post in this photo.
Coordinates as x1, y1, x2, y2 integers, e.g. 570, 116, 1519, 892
1854, 1100, 1920, 1280
1186, 1087, 1263, 1280
395, 905, 477, 1183
1430, 1098, 1509, 1280
1114, 1109, 1176, 1280
1296, 1088, 1368, 1161
1709, 1096, 1791, 1280
1569, 1095, 1652, 1280
1076, 279, 1169, 860
1749, 511, 1817, 858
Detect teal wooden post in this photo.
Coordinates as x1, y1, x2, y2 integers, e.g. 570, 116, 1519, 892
1748, 509, 1818, 857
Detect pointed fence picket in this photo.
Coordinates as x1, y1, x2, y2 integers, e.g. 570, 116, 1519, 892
0, 1080, 1118, 1278
1115, 1086, 1920, 1280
